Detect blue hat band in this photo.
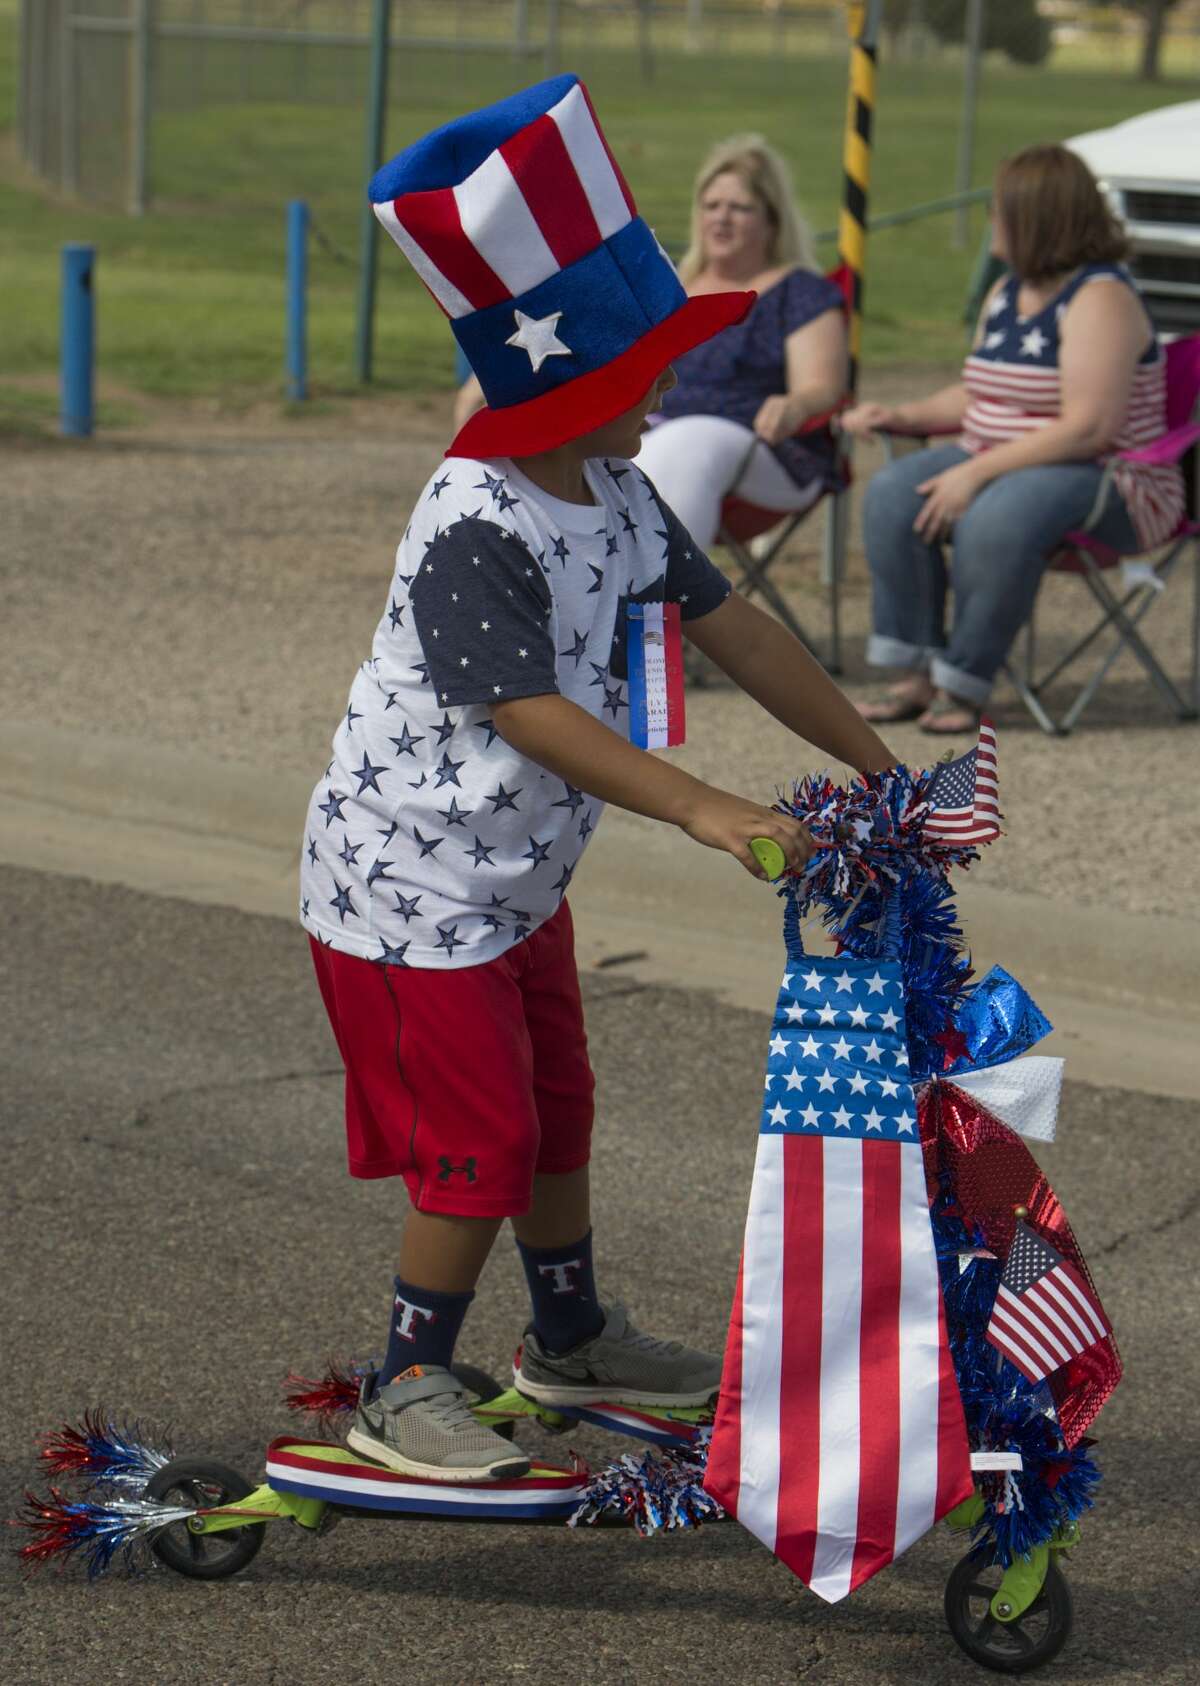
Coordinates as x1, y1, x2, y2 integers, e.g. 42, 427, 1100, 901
453, 219, 687, 409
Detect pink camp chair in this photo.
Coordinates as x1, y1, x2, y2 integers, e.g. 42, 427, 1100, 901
886, 334, 1200, 735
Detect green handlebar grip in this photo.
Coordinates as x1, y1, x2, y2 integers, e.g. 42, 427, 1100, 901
750, 837, 787, 881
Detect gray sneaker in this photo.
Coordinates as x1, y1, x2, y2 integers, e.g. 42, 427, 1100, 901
514, 1303, 721, 1408
346, 1365, 530, 1483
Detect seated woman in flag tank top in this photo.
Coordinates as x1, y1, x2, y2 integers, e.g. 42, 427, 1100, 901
841, 143, 1184, 736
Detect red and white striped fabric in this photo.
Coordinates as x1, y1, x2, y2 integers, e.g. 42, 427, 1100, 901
375, 81, 635, 319
704, 954, 974, 1603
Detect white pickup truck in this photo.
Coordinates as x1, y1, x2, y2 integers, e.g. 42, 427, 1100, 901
1067, 101, 1200, 334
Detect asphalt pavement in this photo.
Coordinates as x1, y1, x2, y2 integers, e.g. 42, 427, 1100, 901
2, 863, 1197, 1686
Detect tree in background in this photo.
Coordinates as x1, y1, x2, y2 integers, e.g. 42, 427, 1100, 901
882, 0, 1052, 66
1089, 1, 1187, 81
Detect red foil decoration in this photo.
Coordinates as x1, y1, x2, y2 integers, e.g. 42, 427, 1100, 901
282, 1364, 360, 1426
919, 1082, 1122, 1447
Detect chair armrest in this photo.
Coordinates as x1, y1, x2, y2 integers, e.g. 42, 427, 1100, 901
795, 399, 847, 438
1117, 421, 1200, 467
878, 421, 960, 440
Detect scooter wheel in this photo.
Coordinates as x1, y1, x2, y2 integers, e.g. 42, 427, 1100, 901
146, 1457, 266, 1580
451, 1365, 515, 1441
944, 1550, 1072, 1673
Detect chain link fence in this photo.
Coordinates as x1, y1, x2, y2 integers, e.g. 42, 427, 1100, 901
19, 3, 1200, 215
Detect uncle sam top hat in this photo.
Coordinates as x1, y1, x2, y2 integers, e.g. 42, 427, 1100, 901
369, 74, 754, 458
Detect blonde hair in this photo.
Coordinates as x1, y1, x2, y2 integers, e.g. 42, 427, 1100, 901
677, 133, 818, 284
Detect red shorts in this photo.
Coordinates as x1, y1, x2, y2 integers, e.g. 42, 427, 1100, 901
308, 902, 595, 1217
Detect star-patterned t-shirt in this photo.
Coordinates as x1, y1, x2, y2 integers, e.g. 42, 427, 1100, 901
299, 455, 731, 967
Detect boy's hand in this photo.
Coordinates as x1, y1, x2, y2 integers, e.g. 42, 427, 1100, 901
679, 790, 814, 879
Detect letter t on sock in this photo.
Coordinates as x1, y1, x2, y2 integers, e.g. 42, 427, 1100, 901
516, 1230, 605, 1354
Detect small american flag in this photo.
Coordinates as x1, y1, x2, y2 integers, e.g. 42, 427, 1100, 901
922, 717, 1000, 846
987, 1221, 1112, 1385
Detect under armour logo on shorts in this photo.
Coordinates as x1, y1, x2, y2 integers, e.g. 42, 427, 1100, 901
538, 1259, 582, 1294
437, 1156, 478, 1184
394, 1296, 437, 1342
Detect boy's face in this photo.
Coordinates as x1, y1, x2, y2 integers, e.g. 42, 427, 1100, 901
578, 365, 678, 461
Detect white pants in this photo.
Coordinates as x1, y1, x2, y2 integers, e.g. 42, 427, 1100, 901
635, 413, 823, 548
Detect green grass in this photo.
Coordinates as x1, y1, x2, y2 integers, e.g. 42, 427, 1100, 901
2, 4, 1196, 404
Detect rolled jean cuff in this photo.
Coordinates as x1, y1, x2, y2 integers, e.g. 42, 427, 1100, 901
866, 634, 936, 672
929, 656, 992, 707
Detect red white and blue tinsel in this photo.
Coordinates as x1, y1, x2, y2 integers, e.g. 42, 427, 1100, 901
568, 1430, 722, 1535
16, 1414, 187, 1578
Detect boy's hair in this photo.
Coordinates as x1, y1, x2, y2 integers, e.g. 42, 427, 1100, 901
678, 133, 818, 283
993, 144, 1129, 286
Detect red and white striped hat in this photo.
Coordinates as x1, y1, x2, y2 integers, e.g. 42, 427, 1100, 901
369, 75, 752, 457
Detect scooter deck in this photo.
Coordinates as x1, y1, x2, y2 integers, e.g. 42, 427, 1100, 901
265, 1437, 588, 1521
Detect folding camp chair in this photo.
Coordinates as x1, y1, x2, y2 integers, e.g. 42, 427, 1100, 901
1007, 334, 1200, 735
882, 332, 1200, 735
717, 415, 851, 674
713, 266, 854, 675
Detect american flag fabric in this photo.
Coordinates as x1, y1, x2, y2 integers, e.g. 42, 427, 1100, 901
374, 79, 635, 326
986, 1220, 1113, 1385
961, 269, 1183, 551
368, 76, 693, 415
921, 716, 1001, 847
704, 954, 973, 1603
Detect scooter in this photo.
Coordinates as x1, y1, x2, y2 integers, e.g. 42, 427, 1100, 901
75, 1353, 1075, 1675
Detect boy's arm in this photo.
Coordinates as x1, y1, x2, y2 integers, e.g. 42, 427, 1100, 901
490, 692, 812, 879
684, 590, 895, 774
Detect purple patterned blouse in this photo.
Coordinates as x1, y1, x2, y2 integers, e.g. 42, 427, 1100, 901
658, 267, 845, 489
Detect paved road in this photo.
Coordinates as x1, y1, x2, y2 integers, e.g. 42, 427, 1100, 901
2, 865, 1196, 1685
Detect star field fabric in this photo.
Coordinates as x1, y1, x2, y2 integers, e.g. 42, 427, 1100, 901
704, 954, 972, 1603
298, 456, 729, 967
986, 1220, 1112, 1386
960, 263, 1183, 550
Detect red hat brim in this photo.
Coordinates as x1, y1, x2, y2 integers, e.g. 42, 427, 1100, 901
446, 289, 755, 460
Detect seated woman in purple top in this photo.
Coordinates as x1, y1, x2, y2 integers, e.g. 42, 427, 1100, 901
634, 134, 847, 547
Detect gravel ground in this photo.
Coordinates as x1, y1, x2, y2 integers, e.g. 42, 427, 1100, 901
2, 374, 1197, 918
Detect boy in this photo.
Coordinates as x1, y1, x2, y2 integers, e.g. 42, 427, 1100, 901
300, 76, 893, 1482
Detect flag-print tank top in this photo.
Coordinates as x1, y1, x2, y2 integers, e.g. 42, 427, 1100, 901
960, 263, 1184, 551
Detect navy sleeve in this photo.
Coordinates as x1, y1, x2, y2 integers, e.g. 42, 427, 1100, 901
408, 518, 558, 706
780, 268, 845, 334
638, 472, 732, 621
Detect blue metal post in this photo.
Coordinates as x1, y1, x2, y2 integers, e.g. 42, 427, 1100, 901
60, 244, 95, 438
286, 199, 309, 401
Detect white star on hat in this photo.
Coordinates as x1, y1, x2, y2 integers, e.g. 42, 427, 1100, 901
506, 309, 571, 372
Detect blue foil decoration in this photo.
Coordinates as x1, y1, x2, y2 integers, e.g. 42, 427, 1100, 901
946, 966, 1053, 1077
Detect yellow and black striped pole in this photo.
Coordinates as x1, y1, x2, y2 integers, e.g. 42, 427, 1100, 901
838, 0, 883, 396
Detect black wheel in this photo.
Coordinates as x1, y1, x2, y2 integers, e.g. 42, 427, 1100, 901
450, 1363, 515, 1441
146, 1457, 266, 1580
944, 1551, 1073, 1673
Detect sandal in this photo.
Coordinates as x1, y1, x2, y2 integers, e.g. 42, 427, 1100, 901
917, 695, 981, 735
856, 682, 933, 724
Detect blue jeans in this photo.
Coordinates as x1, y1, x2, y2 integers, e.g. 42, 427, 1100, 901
862, 444, 1139, 704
